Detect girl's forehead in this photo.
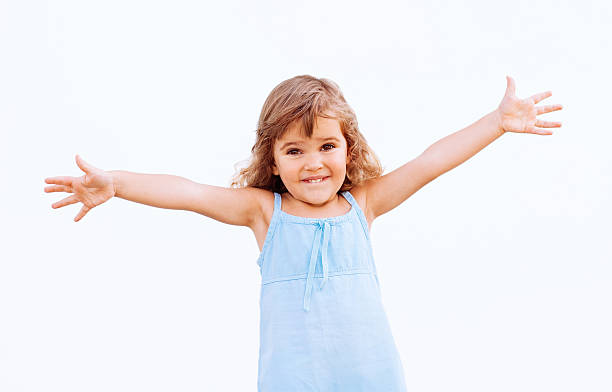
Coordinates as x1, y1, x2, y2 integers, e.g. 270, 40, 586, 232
277, 117, 344, 143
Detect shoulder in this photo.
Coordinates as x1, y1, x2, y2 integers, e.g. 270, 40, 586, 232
245, 186, 275, 228
245, 188, 276, 252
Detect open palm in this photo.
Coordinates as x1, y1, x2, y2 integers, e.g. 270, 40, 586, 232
44, 155, 115, 222
498, 76, 563, 135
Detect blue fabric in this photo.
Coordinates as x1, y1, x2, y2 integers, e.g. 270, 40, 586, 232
256, 191, 407, 391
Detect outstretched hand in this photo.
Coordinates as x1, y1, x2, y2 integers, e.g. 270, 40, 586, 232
497, 76, 563, 135
44, 155, 116, 222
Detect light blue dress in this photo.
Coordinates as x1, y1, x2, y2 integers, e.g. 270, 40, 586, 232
256, 190, 407, 391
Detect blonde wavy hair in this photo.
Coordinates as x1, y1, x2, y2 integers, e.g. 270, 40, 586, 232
230, 75, 383, 194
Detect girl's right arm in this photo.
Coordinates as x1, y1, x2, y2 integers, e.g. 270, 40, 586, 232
111, 170, 263, 227
45, 155, 263, 227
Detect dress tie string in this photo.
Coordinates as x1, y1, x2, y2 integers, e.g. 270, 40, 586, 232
303, 221, 330, 312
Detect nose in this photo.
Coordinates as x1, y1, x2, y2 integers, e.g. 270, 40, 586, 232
303, 152, 324, 171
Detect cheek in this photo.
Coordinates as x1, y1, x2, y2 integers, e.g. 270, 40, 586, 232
277, 160, 298, 176
331, 154, 348, 173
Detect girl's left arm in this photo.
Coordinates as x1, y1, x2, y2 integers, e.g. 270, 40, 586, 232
364, 76, 563, 220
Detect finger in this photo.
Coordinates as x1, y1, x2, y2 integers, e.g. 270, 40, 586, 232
536, 104, 563, 115
45, 176, 74, 186
506, 75, 516, 96
75, 154, 95, 174
535, 119, 562, 128
52, 195, 79, 209
530, 91, 552, 104
531, 127, 554, 135
74, 205, 90, 222
44, 185, 72, 193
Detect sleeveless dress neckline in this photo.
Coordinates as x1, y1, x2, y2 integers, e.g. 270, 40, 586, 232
277, 192, 353, 224
257, 191, 360, 269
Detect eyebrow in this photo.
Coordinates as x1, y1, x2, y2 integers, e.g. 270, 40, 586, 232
279, 137, 341, 151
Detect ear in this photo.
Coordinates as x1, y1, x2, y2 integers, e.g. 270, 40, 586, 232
272, 161, 279, 176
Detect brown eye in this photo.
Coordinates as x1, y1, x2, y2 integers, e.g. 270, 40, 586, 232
322, 143, 335, 150
287, 149, 300, 155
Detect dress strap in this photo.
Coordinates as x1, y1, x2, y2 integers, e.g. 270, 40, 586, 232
341, 190, 371, 241
256, 192, 282, 268
342, 190, 379, 287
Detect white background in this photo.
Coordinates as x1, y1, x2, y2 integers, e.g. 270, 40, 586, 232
1, 0, 611, 391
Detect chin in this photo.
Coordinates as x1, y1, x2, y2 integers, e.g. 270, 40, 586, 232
300, 185, 341, 200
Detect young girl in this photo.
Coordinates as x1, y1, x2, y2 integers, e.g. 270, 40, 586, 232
44, 75, 563, 391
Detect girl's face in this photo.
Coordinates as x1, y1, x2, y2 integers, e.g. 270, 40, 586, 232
272, 117, 350, 207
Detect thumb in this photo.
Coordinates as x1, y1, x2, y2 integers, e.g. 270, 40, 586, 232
505, 75, 516, 96
75, 154, 94, 174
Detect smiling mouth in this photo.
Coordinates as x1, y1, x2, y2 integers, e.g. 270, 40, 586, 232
302, 176, 330, 184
